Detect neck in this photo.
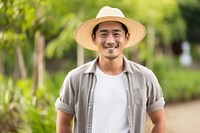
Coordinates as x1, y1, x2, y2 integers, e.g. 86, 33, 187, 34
97, 56, 124, 75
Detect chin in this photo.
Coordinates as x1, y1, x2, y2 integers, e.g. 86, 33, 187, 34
104, 54, 119, 60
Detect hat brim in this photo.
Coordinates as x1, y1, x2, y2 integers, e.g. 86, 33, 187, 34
74, 16, 146, 51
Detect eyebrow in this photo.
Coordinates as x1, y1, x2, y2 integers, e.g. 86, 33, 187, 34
99, 29, 122, 33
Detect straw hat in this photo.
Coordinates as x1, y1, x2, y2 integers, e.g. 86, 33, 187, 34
74, 6, 146, 51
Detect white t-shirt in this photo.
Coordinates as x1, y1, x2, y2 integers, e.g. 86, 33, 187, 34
92, 67, 129, 133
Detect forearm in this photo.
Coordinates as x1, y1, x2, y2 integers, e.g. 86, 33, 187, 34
56, 125, 72, 133
151, 122, 166, 133
149, 108, 166, 133
56, 110, 73, 133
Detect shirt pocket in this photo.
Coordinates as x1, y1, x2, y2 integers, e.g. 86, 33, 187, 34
132, 88, 146, 106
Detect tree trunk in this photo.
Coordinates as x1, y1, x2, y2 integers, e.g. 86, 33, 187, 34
146, 25, 155, 69
33, 31, 45, 96
0, 50, 5, 74
77, 45, 84, 66
15, 45, 27, 79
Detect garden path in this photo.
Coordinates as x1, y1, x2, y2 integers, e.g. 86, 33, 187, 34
145, 99, 200, 133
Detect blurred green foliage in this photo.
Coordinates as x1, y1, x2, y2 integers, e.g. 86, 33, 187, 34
153, 56, 200, 103
0, 77, 22, 132
0, 73, 59, 132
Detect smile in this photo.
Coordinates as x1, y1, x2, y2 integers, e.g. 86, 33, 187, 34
104, 44, 119, 49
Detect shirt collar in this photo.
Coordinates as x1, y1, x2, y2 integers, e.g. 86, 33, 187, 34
123, 56, 133, 74
84, 57, 98, 74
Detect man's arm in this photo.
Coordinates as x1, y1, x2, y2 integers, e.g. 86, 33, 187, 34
148, 107, 166, 133
56, 110, 73, 133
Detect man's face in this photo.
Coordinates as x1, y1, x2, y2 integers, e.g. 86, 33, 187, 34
92, 21, 130, 60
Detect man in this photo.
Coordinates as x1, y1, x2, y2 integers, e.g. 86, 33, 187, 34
55, 6, 166, 133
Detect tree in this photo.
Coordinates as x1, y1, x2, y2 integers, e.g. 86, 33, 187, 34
0, 0, 36, 78
121, 0, 186, 67
178, 0, 200, 43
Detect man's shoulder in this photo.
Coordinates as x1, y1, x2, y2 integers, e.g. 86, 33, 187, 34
127, 60, 156, 79
69, 60, 95, 76
127, 60, 151, 73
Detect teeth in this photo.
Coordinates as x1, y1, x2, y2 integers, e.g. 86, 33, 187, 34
105, 47, 116, 49
104, 45, 118, 49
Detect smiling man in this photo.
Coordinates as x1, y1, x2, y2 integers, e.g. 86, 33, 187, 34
55, 6, 166, 133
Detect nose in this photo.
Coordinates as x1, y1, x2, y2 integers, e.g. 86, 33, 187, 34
106, 34, 116, 44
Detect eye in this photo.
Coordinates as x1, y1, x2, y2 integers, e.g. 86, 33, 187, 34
100, 33, 107, 37
114, 32, 121, 36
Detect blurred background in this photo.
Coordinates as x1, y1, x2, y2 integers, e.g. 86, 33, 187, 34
0, 0, 200, 132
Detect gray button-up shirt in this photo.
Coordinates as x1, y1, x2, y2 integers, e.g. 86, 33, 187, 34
55, 56, 165, 133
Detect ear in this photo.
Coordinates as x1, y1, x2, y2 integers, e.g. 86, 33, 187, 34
125, 33, 130, 44
92, 34, 96, 45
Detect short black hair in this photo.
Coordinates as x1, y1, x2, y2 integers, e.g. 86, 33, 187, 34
92, 22, 129, 36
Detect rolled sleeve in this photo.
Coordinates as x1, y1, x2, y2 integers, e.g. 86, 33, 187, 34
146, 97, 165, 113
145, 69, 165, 113
55, 98, 75, 115
55, 71, 76, 115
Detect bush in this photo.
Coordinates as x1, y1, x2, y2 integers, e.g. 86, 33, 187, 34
0, 77, 22, 133
153, 56, 200, 103
0, 74, 59, 133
